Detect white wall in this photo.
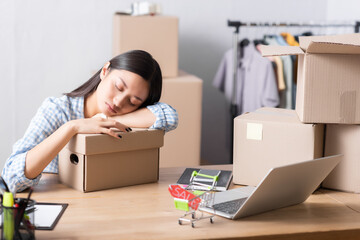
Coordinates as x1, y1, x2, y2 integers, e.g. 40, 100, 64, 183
327, 0, 360, 22
0, 0, 358, 169
0, 0, 16, 170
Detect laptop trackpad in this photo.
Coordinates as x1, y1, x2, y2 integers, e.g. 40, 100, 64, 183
213, 186, 256, 204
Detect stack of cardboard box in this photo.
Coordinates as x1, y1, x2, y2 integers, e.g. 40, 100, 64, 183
233, 33, 360, 193
112, 14, 203, 168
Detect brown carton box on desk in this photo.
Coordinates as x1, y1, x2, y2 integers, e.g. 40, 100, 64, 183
113, 14, 178, 77
233, 107, 324, 186
59, 129, 164, 192
323, 124, 360, 193
261, 33, 360, 124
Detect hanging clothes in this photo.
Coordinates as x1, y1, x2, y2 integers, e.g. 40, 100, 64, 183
281, 32, 299, 109
264, 36, 294, 109
213, 42, 279, 115
272, 56, 285, 91
280, 32, 299, 46
256, 44, 285, 91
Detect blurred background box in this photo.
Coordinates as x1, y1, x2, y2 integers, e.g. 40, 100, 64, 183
160, 71, 202, 167
324, 124, 360, 193
233, 107, 324, 186
113, 14, 178, 77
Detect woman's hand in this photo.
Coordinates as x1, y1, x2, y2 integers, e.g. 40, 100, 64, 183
69, 116, 131, 139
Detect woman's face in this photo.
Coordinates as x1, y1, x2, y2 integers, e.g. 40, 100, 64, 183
96, 68, 150, 117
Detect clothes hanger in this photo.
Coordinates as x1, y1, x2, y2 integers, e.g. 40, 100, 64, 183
239, 38, 250, 48
237, 38, 250, 59
253, 39, 266, 46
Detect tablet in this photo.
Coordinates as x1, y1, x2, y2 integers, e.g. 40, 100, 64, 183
0, 202, 68, 230
32, 202, 68, 230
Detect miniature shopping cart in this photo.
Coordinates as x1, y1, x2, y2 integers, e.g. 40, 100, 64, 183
185, 170, 220, 191
168, 170, 219, 228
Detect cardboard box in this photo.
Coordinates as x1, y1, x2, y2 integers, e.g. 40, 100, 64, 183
323, 124, 360, 193
113, 14, 178, 77
59, 129, 164, 192
261, 33, 360, 124
233, 107, 324, 186
159, 71, 202, 167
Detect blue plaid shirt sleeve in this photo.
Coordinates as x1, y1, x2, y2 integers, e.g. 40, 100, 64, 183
1, 97, 74, 192
147, 102, 178, 132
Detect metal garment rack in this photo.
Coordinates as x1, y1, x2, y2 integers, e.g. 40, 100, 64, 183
227, 20, 360, 163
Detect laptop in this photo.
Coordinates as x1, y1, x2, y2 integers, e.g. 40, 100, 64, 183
199, 155, 342, 219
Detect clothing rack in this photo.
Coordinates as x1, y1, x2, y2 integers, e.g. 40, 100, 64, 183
227, 20, 360, 163
228, 21, 360, 32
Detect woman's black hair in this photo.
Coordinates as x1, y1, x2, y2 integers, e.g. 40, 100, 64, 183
65, 50, 162, 108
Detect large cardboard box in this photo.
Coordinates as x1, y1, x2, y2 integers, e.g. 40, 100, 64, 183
323, 124, 360, 193
233, 107, 324, 186
113, 14, 178, 77
59, 129, 164, 192
261, 33, 360, 124
159, 71, 202, 167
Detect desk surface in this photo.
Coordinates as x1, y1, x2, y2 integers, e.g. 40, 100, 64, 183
16, 165, 360, 240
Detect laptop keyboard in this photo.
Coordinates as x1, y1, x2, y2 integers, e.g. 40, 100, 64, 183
212, 198, 247, 215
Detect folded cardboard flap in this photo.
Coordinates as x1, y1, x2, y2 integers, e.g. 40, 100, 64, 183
306, 42, 360, 54
261, 33, 360, 57
261, 42, 360, 57
298, 33, 360, 50
261, 45, 304, 57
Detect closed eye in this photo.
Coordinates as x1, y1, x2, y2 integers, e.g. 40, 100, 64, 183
115, 82, 124, 92
129, 97, 142, 107
128, 100, 136, 106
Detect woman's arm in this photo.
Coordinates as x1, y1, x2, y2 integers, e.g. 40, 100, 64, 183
24, 122, 76, 179
110, 102, 179, 132
25, 117, 128, 179
147, 102, 179, 132
2, 97, 129, 192
109, 107, 156, 128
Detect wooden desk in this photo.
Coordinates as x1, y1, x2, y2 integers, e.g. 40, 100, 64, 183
16, 165, 360, 240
